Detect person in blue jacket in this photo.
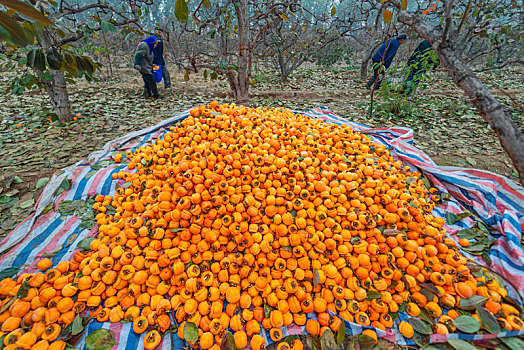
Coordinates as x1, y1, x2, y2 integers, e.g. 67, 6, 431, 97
366, 33, 407, 90
153, 28, 171, 89
134, 35, 163, 99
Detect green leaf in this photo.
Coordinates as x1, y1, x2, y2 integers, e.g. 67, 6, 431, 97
455, 212, 472, 221
0, 11, 32, 46
0, 297, 16, 314
46, 48, 62, 70
19, 199, 35, 209
320, 328, 337, 349
174, 0, 189, 23
85, 329, 116, 350
401, 0, 408, 10
16, 280, 30, 299
420, 282, 441, 296
184, 69, 190, 81
446, 212, 458, 225
412, 332, 430, 347
358, 334, 377, 350
366, 291, 382, 300
453, 315, 481, 333
406, 176, 417, 185
462, 241, 488, 253
202, 0, 211, 8
407, 318, 433, 335
500, 337, 524, 350
418, 308, 435, 324
183, 322, 198, 343
170, 228, 184, 233
61, 179, 71, 190
0, 267, 19, 280
0, 0, 52, 25
72, 314, 84, 336
460, 295, 487, 311
0, 195, 17, 204
418, 288, 437, 303
100, 21, 116, 33
330, 6, 336, 16
465, 157, 477, 166
263, 304, 272, 319
447, 339, 479, 350
336, 318, 345, 344
476, 305, 500, 333
35, 177, 50, 190
32, 48, 46, 71
11, 176, 23, 184
74, 55, 87, 72
65, 234, 79, 247
220, 331, 236, 350
476, 222, 491, 235
312, 268, 319, 288
77, 237, 95, 251
456, 228, 477, 240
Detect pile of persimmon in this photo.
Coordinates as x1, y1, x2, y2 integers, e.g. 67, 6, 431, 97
1, 102, 523, 350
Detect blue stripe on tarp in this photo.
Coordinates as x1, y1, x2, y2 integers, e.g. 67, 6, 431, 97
50, 221, 83, 265
488, 249, 523, 270
11, 216, 64, 267
123, 324, 141, 350
72, 169, 94, 200
100, 167, 120, 196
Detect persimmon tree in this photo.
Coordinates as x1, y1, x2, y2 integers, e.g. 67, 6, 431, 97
372, 0, 524, 185
0, 0, 148, 122
173, 0, 303, 104
256, 2, 352, 82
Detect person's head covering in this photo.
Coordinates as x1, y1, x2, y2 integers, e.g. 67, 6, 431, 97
396, 33, 408, 40
155, 27, 163, 32
142, 35, 159, 53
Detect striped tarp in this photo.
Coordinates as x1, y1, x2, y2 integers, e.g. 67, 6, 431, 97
0, 107, 523, 348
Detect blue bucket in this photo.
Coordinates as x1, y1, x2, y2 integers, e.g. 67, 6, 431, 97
153, 65, 162, 83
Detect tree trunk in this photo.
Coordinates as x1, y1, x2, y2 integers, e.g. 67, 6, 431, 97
233, 0, 250, 105
399, 13, 524, 186
102, 31, 113, 79
226, 71, 249, 105
360, 40, 382, 81
38, 32, 74, 122
42, 70, 74, 122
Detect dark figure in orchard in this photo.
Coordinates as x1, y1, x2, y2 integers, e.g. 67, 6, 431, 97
400, 40, 440, 95
153, 28, 171, 89
366, 33, 408, 90
134, 35, 163, 99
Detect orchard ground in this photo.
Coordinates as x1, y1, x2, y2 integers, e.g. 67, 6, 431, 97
0, 65, 522, 239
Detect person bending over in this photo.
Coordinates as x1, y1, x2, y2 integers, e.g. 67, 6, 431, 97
366, 33, 407, 90
134, 35, 164, 99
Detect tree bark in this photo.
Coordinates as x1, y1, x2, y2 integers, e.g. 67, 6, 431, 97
42, 70, 74, 122
102, 31, 113, 79
232, 0, 250, 105
399, 13, 524, 186
360, 40, 382, 81
38, 31, 74, 122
